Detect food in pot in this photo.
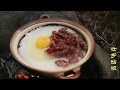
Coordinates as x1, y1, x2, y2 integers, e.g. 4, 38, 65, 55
45, 27, 87, 67
18, 25, 87, 71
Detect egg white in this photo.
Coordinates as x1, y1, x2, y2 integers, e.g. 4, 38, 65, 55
19, 26, 61, 61
26, 38, 55, 61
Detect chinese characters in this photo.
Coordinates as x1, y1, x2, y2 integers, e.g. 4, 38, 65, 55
110, 47, 117, 70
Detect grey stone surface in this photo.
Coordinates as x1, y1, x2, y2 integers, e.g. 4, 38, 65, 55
0, 11, 116, 79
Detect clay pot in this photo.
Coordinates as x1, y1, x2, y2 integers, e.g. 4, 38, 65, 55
10, 14, 94, 79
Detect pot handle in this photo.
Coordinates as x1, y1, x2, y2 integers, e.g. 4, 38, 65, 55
39, 14, 50, 20
56, 67, 80, 79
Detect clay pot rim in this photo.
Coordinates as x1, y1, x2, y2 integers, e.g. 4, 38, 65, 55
10, 18, 95, 74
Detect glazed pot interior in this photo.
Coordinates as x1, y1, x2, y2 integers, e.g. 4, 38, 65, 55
10, 19, 94, 74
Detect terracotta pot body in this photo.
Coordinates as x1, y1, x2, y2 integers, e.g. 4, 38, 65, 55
10, 15, 94, 79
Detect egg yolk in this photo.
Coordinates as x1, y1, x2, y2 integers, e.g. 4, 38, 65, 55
36, 36, 50, 48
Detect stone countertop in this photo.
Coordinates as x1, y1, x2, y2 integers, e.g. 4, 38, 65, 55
0, 11, 118, 79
